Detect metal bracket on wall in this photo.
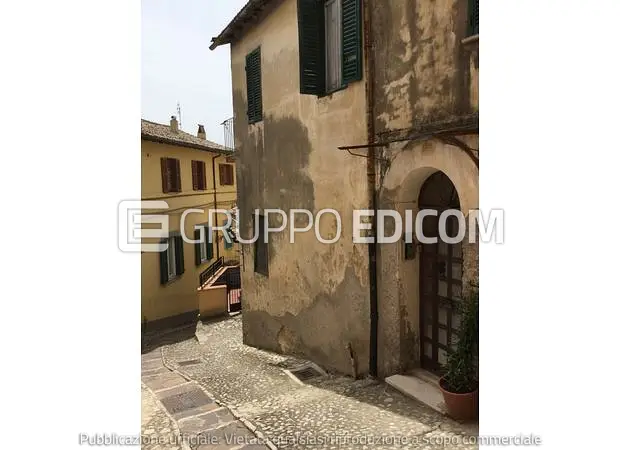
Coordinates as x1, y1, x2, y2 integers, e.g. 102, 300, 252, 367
435, 135, 479, 168
337, 114, 479, 166
337, 132, 479, 168
339, 147, 389, 161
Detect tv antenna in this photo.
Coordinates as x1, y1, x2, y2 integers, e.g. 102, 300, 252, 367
176, 102, 182, 130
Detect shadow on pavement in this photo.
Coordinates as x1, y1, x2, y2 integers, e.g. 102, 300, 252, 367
141, 324, 197, 355
303, 375, 478, 431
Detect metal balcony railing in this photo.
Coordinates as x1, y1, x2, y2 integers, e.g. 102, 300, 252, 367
199, 256, 241, 288
199, 257, 223, 287
221, 117, 234, 151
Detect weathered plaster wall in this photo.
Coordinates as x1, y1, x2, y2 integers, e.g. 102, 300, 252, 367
372, 0, 478, 133
376, 138, 479, 378
466, 41, 479, 111
370, 0, 478, 378
229, 0, 370, 376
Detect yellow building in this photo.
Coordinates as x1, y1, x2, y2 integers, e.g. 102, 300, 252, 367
141, 116, 239, 332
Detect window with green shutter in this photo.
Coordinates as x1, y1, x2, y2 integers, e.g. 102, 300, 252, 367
245, 47, 263, 124
298, 0, 362, 97
468, 0, 479, 36
341, 0, 362, 85
298, 0, 325, 95
160, 232, 185, 285
194, 224, 214, 266
224, 223, 234, 250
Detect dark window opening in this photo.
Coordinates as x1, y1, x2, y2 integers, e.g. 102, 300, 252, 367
254, 214, 269, 276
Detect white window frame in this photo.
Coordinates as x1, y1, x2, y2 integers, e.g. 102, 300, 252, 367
324, 0, 342, 93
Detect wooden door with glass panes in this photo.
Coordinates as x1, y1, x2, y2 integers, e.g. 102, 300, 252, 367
418, 172, 463, 375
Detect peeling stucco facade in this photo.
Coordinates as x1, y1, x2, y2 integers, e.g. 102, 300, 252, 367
371, 0, 479, 378
229, 0, 370, 376
220, 0, 478, 380
372, 0, 478, 131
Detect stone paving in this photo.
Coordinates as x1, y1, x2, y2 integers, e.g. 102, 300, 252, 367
142, 342, 270, 450
151, 316, 479, 450
142, 383, 184, 450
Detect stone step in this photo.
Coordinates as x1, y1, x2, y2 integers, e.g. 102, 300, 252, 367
385, 369, 447, 415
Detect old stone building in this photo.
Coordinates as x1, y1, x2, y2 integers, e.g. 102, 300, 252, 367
210, 0, 478, 381
369, 0, 479, 379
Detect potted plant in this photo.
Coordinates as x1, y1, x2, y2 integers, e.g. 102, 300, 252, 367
438, 283, 479, 421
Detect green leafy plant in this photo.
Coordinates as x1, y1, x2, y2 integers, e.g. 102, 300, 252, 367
443, 282, 479, 393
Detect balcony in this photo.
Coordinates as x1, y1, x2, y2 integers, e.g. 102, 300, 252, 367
221, 117, 234, 152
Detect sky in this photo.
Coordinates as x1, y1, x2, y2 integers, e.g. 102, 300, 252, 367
142, 0, 248, 145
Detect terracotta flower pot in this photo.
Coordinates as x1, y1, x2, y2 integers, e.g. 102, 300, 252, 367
438, 377, 479, 421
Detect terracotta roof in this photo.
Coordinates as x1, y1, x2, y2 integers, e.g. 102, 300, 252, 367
210, 0, 278, 50
141, 119, 233, 155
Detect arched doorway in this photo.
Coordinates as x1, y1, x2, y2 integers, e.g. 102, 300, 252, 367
418, 171, 463, 375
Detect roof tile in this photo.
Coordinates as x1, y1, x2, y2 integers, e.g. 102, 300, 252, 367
141, 119, 232, 154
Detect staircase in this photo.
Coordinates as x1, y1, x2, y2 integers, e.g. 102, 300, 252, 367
198, 257, 241, 289
197, 257, 243, 318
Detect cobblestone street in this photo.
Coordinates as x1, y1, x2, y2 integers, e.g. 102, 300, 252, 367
142, 337, 271, 450
142, 316, 478, 449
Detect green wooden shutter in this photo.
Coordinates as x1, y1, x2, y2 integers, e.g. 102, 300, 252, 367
225, 225, 233, 249
174, 235, 185, 275
297, 0, 325, 95
160, 240, 169, 284
206, 226, 214, 260
341, 0, 362, 85
468, 0, 478, 36
404, 234, 416, 260
194, 228, 202, 266
245, 48, 263, 124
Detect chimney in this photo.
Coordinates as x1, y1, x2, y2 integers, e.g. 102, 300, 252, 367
170, 116, 179, 133
197, 124, 206, 139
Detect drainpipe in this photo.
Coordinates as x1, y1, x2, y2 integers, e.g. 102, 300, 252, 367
212, 154, 221, 259
363, 0, 378, 378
